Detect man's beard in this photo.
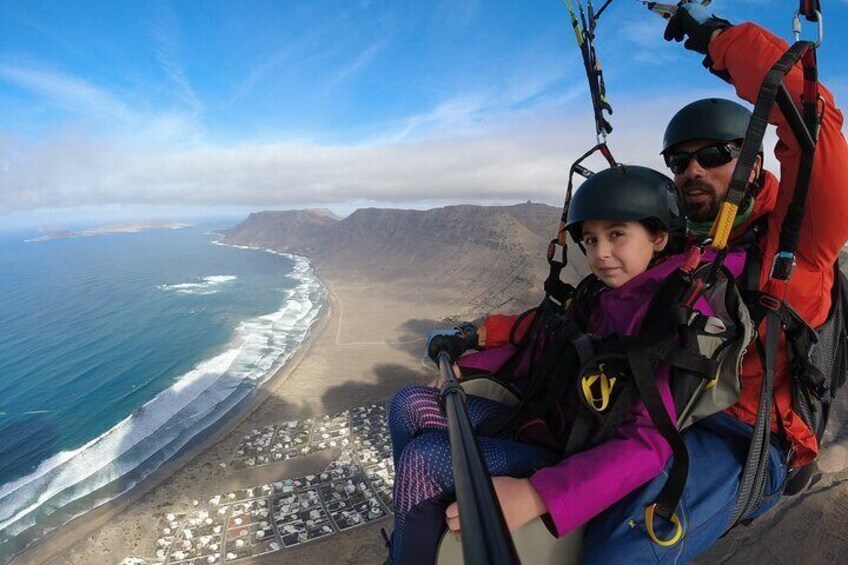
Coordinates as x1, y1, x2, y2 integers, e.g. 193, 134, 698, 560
681, 179, 722, 223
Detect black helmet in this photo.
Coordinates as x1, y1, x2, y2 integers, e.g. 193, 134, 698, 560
565, 165, 680, 242
662, 98, 762, 153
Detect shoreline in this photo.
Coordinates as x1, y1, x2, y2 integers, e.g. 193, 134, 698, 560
11, 248, 473, 564
9, 255, 333, 565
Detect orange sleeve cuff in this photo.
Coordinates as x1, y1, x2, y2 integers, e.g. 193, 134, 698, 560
483, 313, 535, 348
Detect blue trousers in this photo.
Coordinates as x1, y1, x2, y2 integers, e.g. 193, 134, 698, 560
583, 412, 788, 564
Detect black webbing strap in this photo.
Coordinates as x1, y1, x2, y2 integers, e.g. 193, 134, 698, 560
722, 42, 815, 212
773, 45, 820, 270
545, 142, 616, 304
624, 340, 689, 523
520, 329, 592, 429
729, 305, 778, 526
800, 0, 822, 21
563, 404, 596, 457
477, 316, 583, 438
667, 349, 718, 379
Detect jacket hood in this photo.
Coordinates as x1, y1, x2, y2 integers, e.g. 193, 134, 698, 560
590, 249, 747, 337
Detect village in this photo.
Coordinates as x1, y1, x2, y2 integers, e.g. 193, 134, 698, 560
121, 403, 394, 564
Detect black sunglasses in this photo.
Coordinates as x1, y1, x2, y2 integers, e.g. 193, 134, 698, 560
664, 143, 742, 175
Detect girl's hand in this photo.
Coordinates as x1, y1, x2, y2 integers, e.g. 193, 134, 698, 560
427, 363, 463, 388
444, 476, 547, 534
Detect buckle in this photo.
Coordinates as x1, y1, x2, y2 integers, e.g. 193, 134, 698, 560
547, 240, 557, 262
758, 293, 783, 312
770, 251, 796, 281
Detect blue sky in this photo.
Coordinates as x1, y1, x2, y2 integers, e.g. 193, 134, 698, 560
2, 0, 847, 230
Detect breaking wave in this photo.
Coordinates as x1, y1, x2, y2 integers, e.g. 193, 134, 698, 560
156, 275, 238, 295
0, 253, 324, 560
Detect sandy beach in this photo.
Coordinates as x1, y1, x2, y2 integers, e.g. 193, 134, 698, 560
11, 262, 478, 565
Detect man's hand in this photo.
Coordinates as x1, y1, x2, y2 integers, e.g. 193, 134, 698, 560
425, 323, 481, 364
445, 477, 548, 534
426, 329, 467, 364
664, 2, 732, 55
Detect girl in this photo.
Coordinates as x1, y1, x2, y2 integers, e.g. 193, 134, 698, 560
386, 165, 751, 563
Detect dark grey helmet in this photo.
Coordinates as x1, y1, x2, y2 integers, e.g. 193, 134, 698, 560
662, 98, 762, 153
565, 165, 680, 242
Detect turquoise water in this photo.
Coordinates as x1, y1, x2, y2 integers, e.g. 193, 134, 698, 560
0, 225, 323, 560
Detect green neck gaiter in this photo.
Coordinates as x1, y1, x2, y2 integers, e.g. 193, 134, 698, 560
686, 200, 753, 236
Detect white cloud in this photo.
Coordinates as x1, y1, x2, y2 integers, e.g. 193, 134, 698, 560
4, 88, 766, 215
0, 64, 134, 123
5, 59, 817, 220
0, 64, 205, 144
378, 94, 490, 143
368, 51, 581, 145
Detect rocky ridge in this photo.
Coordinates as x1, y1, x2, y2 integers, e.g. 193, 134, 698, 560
222, 203, 588, 316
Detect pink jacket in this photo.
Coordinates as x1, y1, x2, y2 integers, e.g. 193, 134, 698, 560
465, 250, 746, 536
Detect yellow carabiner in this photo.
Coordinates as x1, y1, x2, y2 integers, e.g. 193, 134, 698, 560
581, 365, 616, 412
645, 503, 684, 547
709, 201, 739, 250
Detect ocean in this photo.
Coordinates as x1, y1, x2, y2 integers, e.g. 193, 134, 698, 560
0, 225, 324, 561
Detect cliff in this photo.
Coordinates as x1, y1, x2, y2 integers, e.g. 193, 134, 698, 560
222, 203, 588, 314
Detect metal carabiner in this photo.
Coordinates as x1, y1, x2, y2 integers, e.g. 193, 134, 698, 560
793, 9, 823, 48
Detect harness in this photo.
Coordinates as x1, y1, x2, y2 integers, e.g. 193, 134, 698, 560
479, 246, 752, 546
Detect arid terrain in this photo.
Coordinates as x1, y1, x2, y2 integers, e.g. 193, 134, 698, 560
12, 203, 848, 565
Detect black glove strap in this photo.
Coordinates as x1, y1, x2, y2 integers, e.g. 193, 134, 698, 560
455, 322, 481, 351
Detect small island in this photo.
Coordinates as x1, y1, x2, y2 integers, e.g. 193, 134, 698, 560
25, 220, 194, 242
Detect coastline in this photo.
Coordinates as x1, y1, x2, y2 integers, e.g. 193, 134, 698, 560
8, 251, 330, 565
12, 254, 463, 564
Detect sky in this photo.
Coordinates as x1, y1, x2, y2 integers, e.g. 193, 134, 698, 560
2, 0, 847, 230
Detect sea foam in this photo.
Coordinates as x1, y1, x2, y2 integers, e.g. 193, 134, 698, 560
156, 274, 238, 295
0, 251, 323, 558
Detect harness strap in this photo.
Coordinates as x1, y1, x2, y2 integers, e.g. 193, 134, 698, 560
719, 35, 821, 523
667, 349, 718, 378
545, 142, 616, 304
563, 404, 596, 457
624, 340, 689, 525
799, 0, 822, 21
477, 315, 584, 438
711, 41, 817, 250
729, 304, 779, 526
774, 46, 820, 266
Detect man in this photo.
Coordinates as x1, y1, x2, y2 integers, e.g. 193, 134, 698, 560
583, 4, 848, 562
662, 4, 848, 471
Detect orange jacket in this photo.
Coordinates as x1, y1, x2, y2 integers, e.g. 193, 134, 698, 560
710, 23, 848, 467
